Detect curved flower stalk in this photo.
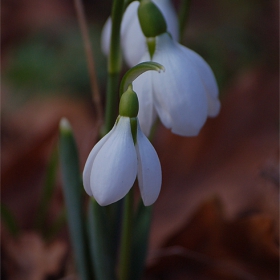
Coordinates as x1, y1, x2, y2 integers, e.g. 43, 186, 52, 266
133, 33, 221, 136
101, 0, 179, 67
83, 88, 162, 206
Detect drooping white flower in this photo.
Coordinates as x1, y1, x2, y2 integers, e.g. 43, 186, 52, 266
133, 33, 221, 136
83, 117, 161, 206
101, 0, 179, 67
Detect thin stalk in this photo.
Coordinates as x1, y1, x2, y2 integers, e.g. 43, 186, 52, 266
104, 73, 119, 133
74, 0, 103, 129
104, 0, 125, 134
179, 0, 192, 43
119, 189, 134, 280
108, 0, 124, 74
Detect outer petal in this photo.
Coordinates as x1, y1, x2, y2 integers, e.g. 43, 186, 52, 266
100, 2, 138, 58
121, 2, 145, 67
136, 121, 162, 206
179, 45, 221, 117
82, 125, 116, 196
152, 33, 208, 136
133, 53, 157, 136
90, 117, 137, 206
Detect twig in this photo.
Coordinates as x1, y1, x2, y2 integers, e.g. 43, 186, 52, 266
73, 0, 103, 129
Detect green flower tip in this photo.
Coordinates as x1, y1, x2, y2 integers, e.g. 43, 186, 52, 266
119, 85, 139, 118
138, 0, 167, 38
59, 117, 72, 133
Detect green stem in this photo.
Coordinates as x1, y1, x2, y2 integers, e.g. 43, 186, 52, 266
179, 0, 192, 43
108, 0, 124, 74
104, 73, 120, 133
119, 189, 134, 280
104, 0, 125, 134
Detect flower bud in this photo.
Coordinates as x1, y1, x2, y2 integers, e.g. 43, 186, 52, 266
138, 0, 167, 38
119, 85, 139, 118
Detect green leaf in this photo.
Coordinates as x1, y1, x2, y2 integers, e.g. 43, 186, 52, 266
59, 118, 93, 280
88, 198, 117, 280
119, 62, 164, 96
130, 201, 152, 280
1, 203, 20, 237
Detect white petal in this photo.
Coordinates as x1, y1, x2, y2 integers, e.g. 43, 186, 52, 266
101, 17, 112, 55
122, 11, 146, 66
100, 2, 140, 60
90, 117, 137, 206
133, 56, 157, 136
179, 46, 221, 117
136, 121, 162, 206
121, 1, 139, 35
152, 33, 208, 136
82, 125, 116, 196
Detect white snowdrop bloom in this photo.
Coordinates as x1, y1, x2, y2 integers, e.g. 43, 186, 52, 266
133, 33, 221, 136
101, 0, 179, 67
83, 117, 161, 206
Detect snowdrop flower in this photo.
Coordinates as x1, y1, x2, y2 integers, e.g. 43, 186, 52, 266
83, 86, 162, 206
101, 0, 179, 67
130, 0, 221, 137
133, 33, 221, 136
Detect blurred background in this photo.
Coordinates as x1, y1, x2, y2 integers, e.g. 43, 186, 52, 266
1, 0, 279, 279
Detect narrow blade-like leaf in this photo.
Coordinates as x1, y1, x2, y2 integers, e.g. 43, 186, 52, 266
59, 118, 93, 280
130, 201, 152, 280
88, 198, 117, 280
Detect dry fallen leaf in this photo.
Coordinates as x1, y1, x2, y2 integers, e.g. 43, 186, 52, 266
146, 198, 279, 280
2, 231, 67, 280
